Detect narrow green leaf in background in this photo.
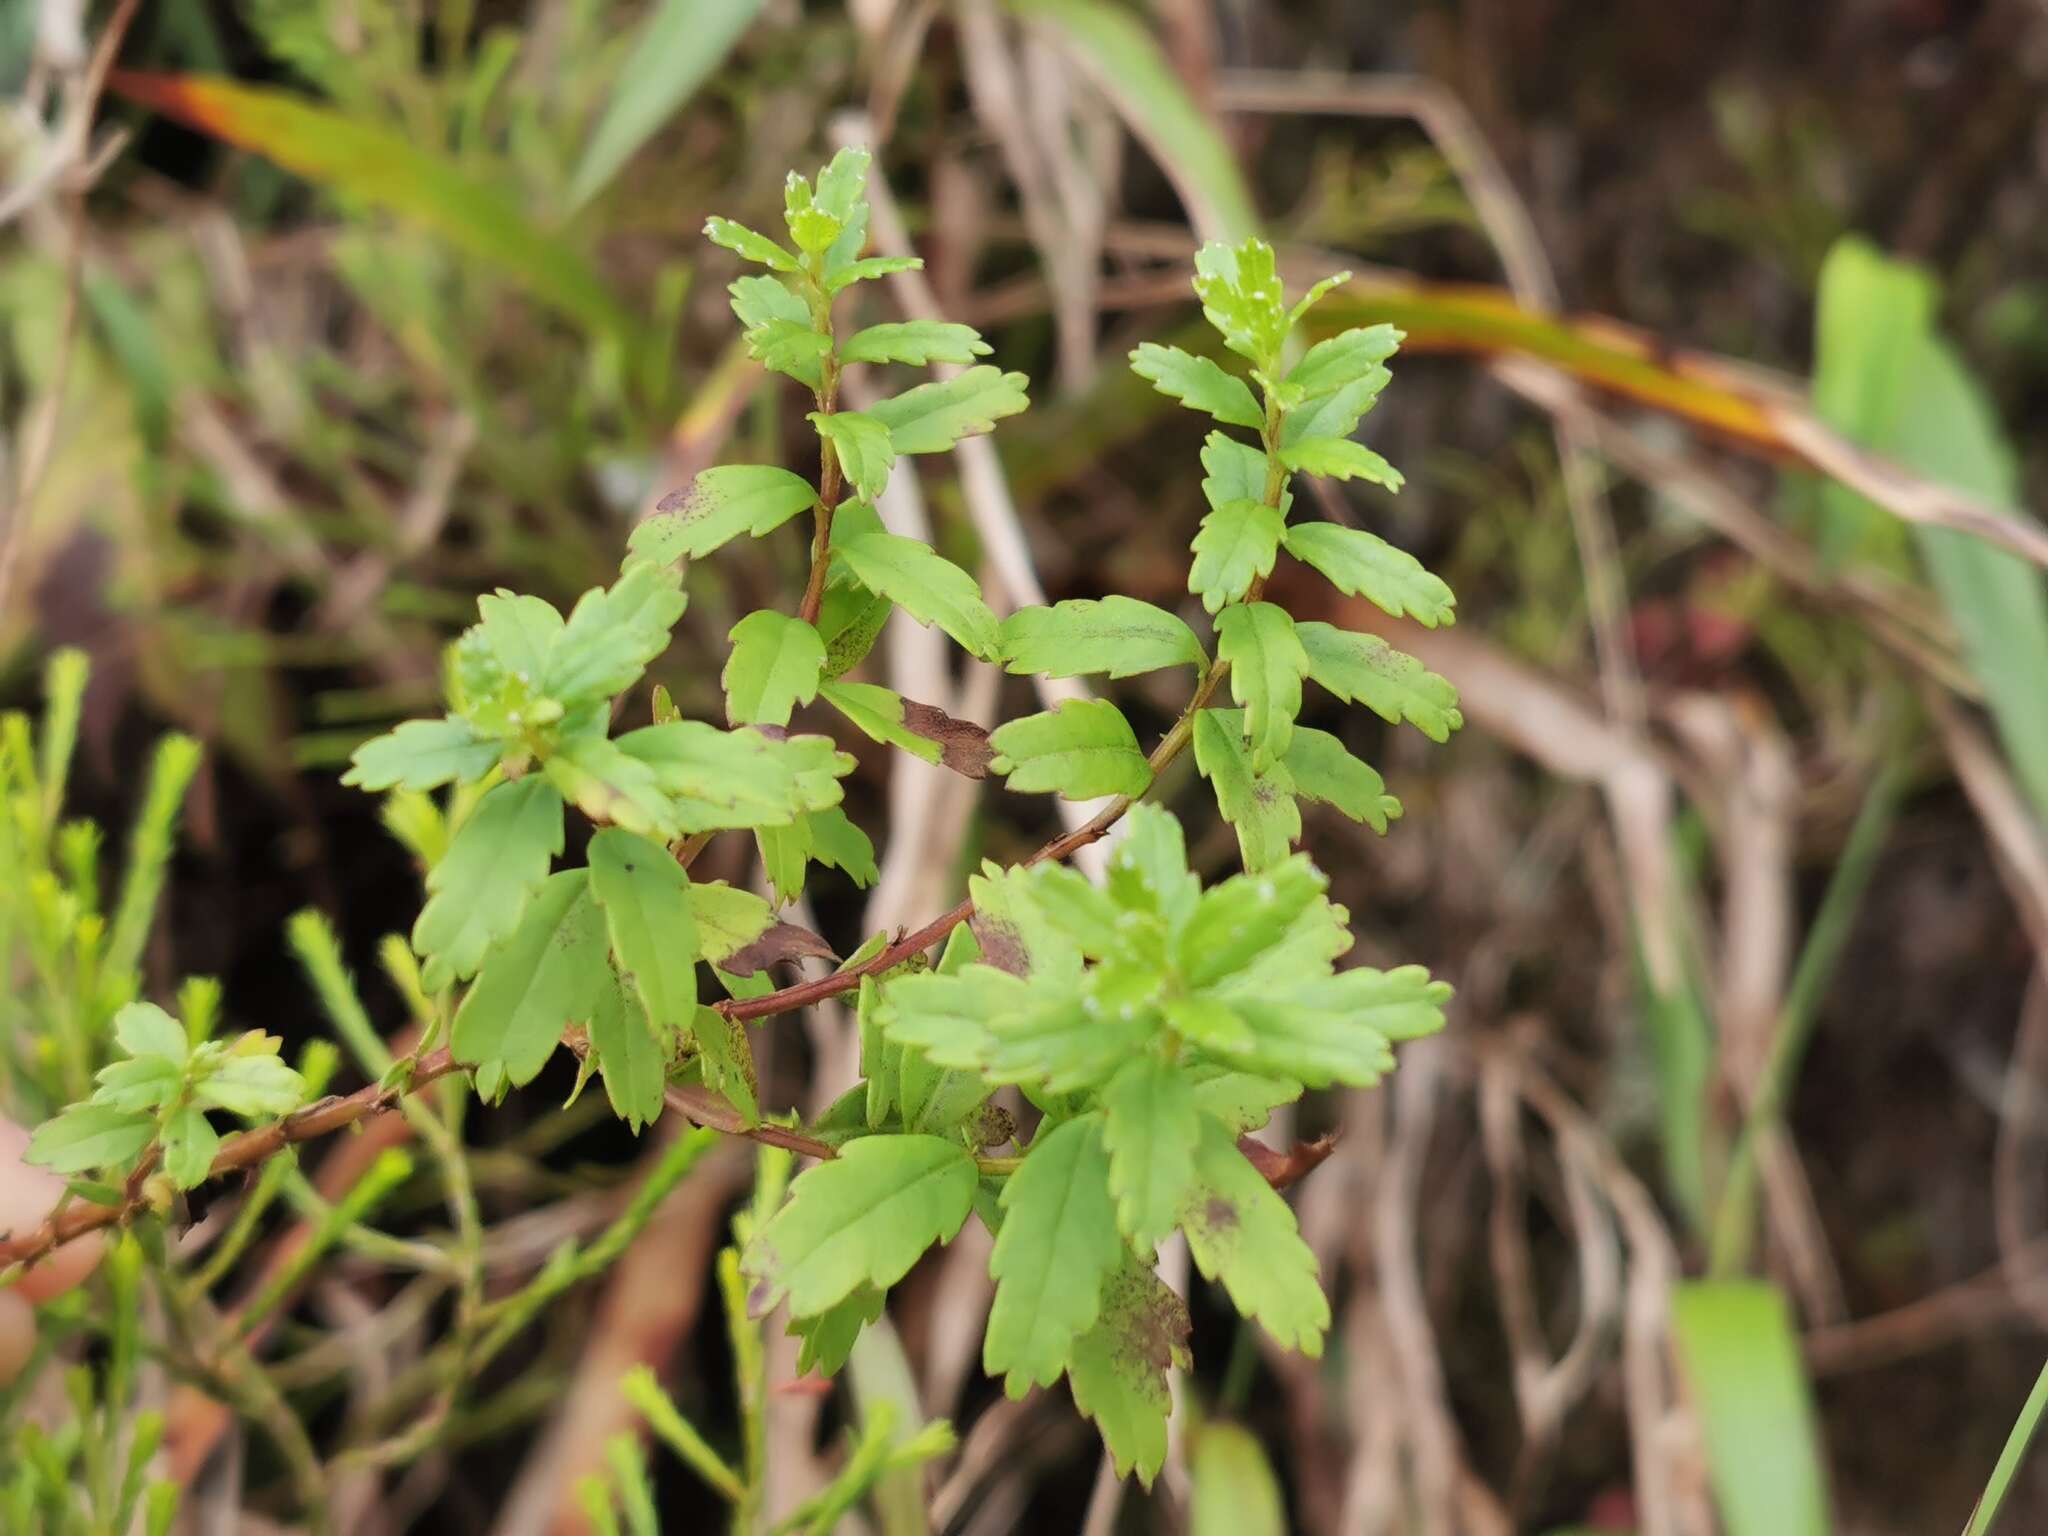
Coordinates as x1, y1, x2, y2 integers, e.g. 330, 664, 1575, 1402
1006, 0, 1258, 242
569, 0, 765, 208
1964, 1358, 2048, 1536
1670, 1280, 1832, 1536
111, 73, 632, 344
1190, 1421, 1288, 1536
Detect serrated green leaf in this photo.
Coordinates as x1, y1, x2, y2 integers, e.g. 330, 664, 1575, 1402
1067, 1259, 1190, 1488
723, 610, 826, 727
1282, 726, 1401, 831
1285, 523, 1454, 627
868, 366, 1030, 454
1175, 853, 1327, 990
1214, 602, 1308, 770
1200, 431, 1279, 512
343, 716, 501, 792
91, 1056, 183, 1114
1188, 1069, 1298, 1133
196, 1054, 307, 1117
1277, 436, 1403, 489
1284, 324, 1401, 398
1028, 864, 1134, 962
161, 1106, 220, 1190
991, 967, 1157, 1091
703, 215, 798, 272
690, 881, 776, 965
543, 561, 687, 702
412, 777, 564, 992
633, 465, 820, 564
841, 321, 991, 366
875, 965, 1020, 1068
1286, 270, 1352, 330
804, 806, 879, 887
586, 970, 667, 1131
819, 680, 943, 765
829, 501, 1000, 658
744, 319, 829, 389
114, 1002, 187, 1064
729, 273, 808, 332
1294, 620, 1462, 738
1189, 499, 1286, 614
985, 1114, 1125, 1394
990, 698, 1152, 800
998, 596, 1205, 680
689, 1004, 758, 1125
754, 820, 808, 907
544, 734, 682, 841
1192, 238, 1287, 368
817, 581, 893, 679
969, 861, 1086, 984
1180, 1117, 1327, 1353
453, 595, 564, 737
27, 1103, 156, 1175
744, 1135, 979, 1316
1191, 709, 1299, 874
1207, 890, 1355, 1001
1279, 368, 1390, 450
781, 170, 842, 255
811, 410, 897, 501
587, 828, 698, 1035
824, 254, 922, 294
1106, 802, 1200, 931
1100, 1058, 1199, 1251
452, 870, 610, 1089
1165, 995, 1255, 1054
790, 1286, 886, 1377
1128, 342, 1263, 428
615, 721, 850, 832
1211, 966, 1447, 1086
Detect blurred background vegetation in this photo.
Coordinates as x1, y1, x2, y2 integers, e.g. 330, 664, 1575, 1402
4, 0, 2048, 1531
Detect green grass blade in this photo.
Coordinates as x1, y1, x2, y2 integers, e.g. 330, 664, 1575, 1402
569, 0, 765, 208
1964, 1358, 2048, 1536
1006, 0, 1258, 241
1670, 1281, 1832, 1536
110, 72, 632, 347
1807, 236, 2048, 822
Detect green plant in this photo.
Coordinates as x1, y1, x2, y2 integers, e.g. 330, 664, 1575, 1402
9, 148, 1459, 1507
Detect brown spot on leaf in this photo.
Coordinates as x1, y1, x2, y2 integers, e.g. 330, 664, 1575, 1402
1203, 1195, 1239, 1233
723, 921, 837, 977
968, 915, 1029, 977
654, 483, 704, 516
1236, 1131, 1341, 1191
1097, 1263, 1192, 1378
902, 699, 995, 778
